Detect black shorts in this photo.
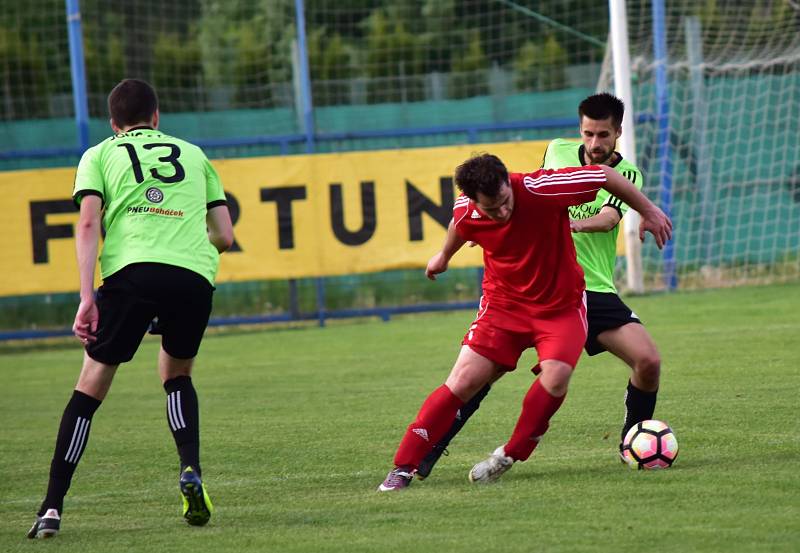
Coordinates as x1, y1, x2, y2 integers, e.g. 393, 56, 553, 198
585, 291, 642, 356
86, 263, 214, 364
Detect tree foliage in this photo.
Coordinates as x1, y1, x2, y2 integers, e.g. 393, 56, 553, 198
4, 0, 789, 118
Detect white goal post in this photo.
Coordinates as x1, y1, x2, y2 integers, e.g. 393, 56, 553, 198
603, 0, 800, 292
608, 0, 645, 294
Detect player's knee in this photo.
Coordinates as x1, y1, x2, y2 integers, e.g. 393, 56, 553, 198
446, 372, 490, 402
538, 361, 573, 396
634, 353, 661, 385
159, 357, 194, 383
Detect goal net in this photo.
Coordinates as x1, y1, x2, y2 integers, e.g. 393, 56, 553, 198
2, 1, 798, 335
2, 0, 613, 163
601, 1, 800, 290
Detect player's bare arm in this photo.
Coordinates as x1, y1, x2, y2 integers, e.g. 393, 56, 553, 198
426, 218, 467, 280
599, 166, 672, 248
73, 195, 103, 343
569, 205, 621, 233
207, 205, 234, 253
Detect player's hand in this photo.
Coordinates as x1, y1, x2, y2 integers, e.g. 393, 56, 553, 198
73, 298, 99, 344
639, 206, 673, 249
569, 219, 582, 233
425, 252, 449, 280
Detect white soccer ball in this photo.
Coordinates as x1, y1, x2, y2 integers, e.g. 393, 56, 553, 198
621, 419, 679, 470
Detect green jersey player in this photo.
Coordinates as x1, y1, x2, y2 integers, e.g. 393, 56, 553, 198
28, 79, 233, 539
416, 93, 662, 479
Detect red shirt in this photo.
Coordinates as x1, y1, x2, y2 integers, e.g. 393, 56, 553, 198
453, 165, 605, 316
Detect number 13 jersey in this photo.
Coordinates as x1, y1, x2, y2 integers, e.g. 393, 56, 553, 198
72, 127, 227, 286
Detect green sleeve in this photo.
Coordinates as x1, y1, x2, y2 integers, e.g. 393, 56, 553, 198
204, 157, 226, 206
604, 166, 644, 218
539, 141, 554, 168
72, 145, 105, 206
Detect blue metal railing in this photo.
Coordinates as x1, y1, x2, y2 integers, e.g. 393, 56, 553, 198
0, 112, 658, 341
0, 114, 657, 162
0, 300, 484, 341
1, 117, 595, 162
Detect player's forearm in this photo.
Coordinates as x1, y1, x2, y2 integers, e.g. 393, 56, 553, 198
208, 230, 231, 253
599, 166, 657, 216
572, 212, 619, 233
571, 206, 620, 233
75, 219, 100, 301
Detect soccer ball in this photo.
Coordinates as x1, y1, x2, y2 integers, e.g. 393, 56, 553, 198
621, 419, 679, 470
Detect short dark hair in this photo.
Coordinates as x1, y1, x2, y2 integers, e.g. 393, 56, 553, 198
454, 153, 509, 200
578, 92, 625, 129
108, 79, 159, 128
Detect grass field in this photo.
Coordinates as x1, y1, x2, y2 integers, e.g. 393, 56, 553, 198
1, 283, 799, 552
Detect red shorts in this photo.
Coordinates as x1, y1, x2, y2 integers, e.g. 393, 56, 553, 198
461, 293, 588, 370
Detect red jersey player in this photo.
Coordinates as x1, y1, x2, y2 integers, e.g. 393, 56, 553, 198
378, 153, 671, 490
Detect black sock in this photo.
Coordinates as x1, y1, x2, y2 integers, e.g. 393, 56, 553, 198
417, 383, 492, 476
164, 376, 200, 476
621, 380, 658, 441
434, 383, 491, 452
39, 390, 102, 515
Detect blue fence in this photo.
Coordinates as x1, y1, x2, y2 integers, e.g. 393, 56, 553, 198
3, 1, 797, 341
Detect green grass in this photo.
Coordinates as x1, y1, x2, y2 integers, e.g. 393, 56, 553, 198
1, 283, 799, 552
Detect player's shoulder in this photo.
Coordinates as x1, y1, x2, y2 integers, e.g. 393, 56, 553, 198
88, 134, 121, 153
546, 138, 581, 155
452, 193, 473, 225
548, 138, 581, 150
80, 140, 106, 159
543, 138, 581, 166
163, 132, 198, 147
613, 156, 644, 186
519, 165, 601, 184
614, 155, 642, 174
453, 193, 471, 214
77, 138, 116, 169
156, 133, 205, 154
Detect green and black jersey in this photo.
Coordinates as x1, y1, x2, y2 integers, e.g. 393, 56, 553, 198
541, 138, 643, 293
72, 127, 227, 286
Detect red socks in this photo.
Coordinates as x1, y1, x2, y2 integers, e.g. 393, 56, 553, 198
393, 380, 564, 467
504, 379, 566, 461
394, 385, 464, 469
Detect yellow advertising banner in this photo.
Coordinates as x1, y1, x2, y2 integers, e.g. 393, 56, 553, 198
2, 140, 549, 297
